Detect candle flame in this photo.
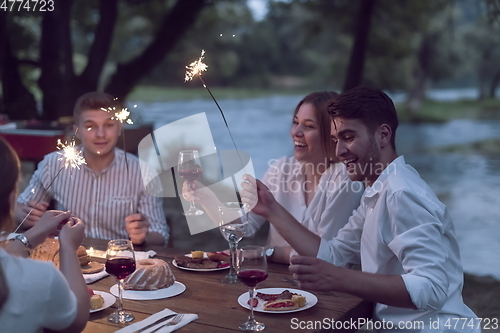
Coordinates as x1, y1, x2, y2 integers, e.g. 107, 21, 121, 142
57, 139, 86, 169
185, 50, 208, 82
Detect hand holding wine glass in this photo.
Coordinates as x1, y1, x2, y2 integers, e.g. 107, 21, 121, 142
178, 150, 204, 216
105, 239, 136, 323
236, 245, 268, 331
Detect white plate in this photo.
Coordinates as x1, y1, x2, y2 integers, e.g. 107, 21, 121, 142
90, 291, 115, 313
172, 253, 230, 272
110, 281, 186, 300
238, 288, 318, 313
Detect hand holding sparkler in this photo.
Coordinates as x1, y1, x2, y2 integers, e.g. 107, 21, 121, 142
14, 140, 85, 233
15, 200, 50, 230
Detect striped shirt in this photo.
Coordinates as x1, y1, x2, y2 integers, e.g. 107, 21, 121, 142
18, 148, 169, 243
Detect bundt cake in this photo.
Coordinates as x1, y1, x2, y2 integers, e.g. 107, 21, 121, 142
123, 258, 175, 291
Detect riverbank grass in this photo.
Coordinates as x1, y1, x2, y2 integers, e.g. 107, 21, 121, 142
396, 98, 500, 123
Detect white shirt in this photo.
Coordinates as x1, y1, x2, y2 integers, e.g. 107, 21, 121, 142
18, 148, 169, 242
246, 156, 363, 247
0, 248, 77, 332
317, 156, 478, 332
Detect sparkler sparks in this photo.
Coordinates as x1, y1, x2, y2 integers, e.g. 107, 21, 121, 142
100, 106, 134, 125
185, 50, 208, 82
14, 139, 86, 233
57, 139, 86, 169
114, 108, 133, 124
183, 49, 248, 185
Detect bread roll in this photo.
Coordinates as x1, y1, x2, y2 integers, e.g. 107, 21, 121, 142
30, 238, 90, 268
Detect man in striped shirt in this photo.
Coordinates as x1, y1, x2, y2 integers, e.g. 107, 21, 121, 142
15, 92, 169, 246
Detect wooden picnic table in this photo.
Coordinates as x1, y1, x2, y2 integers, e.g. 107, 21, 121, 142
83, 238, 373, 333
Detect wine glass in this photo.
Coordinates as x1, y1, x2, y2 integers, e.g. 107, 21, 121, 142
219, 202, 248, 284
178, 150, 204, 216
236, 245, 268, 331
105, 239, 136, 323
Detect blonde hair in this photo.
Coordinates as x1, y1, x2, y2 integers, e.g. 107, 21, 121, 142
73, 91, 121, 124
0, 137, 19, 309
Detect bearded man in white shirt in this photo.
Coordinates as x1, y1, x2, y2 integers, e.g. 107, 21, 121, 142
241, 86, 478, 332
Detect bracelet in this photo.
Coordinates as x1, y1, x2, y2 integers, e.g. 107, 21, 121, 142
12, 234, 33, 250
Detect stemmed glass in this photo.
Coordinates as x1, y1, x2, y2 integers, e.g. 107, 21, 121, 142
105, 239, 136, 323
236, 245, 268, 331
178, 150, 204, 216
219, 202, 248, 284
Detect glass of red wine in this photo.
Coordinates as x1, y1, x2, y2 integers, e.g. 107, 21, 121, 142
236, 245, 268, 331
105, 239, 136, 323
178, 150, 204, 216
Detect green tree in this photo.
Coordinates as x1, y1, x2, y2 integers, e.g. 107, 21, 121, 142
0, 0, 208, 121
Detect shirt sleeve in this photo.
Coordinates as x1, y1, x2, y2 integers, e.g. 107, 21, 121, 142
137, 160, 170, 244
41, 265, 78, 330
138, 191, 169, 244
386, 190, 450, 311
314, 178, 364, 240
316, 203, 365, 267
17, 155, 54, 204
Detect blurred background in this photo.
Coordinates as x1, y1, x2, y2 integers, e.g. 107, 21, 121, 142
1, 0, 499, 324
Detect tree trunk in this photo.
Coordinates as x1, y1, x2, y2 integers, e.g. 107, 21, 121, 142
342, 0, 377, 92
488, 70, 500, 99
0, 11, 37, 120
78, 0, 119, 92
105, 0, 207, 100
62, 0, 120, 117
38, 1, 72, 121
405, 34, 434, 116
477, 47, 493, 101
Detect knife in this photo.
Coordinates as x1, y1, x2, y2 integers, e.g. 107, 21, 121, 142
136, 313, 177, 333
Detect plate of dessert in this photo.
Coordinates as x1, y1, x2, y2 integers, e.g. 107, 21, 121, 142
89, 290, 115, 313
110, 258, 186, 300
238, 288, 317, 313
172, 251, 230, 272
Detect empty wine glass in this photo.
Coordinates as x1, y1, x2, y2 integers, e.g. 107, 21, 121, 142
105, 239, 136, 323
236, 245, 268, 331
219, 202, 248, 284
178, 150, 204, 216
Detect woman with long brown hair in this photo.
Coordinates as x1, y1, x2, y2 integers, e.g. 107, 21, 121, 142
0, 137, 89, 332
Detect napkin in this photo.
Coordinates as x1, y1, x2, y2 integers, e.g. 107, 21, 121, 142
84, 250, 156, 284
84, 270, 109, 284
135, 250, 157, 260
115, 308, 198, 333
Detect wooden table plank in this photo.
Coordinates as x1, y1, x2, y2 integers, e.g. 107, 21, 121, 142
83, 238, 372, 332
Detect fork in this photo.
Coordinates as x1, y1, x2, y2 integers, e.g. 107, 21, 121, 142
150, 314, 184, 332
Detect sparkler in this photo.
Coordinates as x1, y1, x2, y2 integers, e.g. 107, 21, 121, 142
101, 105, 134, 174
14, 139, 86, 233
101, 104, 135, 215
184, 50, 246, 172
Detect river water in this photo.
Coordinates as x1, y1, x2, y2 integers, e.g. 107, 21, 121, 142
132, 91, 500, 279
